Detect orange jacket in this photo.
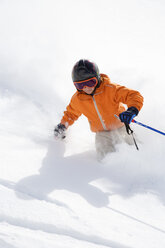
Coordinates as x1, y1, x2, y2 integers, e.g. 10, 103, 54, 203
61, 74, 144, 132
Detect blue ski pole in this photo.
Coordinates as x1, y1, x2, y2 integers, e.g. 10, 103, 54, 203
114, 114, 165, 136
131, 119, 165, 136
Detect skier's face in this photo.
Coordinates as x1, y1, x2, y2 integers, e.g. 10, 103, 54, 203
82, 86, 95, 94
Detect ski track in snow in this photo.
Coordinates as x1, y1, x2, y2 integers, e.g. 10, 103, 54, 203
107, 207, 165, 235
1, 177, 165, 247
0, 178, 72, 212
0, 239, 17, 248
0, 214, 131, 248
1, 176, 165, 236
0, 180, 130, 248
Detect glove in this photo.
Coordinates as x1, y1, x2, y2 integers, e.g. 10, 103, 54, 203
119, 107, 139, 125
54, 123, 66, 139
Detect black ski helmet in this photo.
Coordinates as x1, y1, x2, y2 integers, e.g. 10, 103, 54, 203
72, 59, 100, 82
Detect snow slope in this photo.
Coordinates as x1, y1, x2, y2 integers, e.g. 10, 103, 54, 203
0, 0, 165, 247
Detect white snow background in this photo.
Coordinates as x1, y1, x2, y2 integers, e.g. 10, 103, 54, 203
0, 0, 165, 247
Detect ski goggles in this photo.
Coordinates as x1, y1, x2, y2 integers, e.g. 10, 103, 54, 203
74, 77, 98, 90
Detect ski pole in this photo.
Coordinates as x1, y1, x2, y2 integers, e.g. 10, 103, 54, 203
114, 114, 165, 136
131, 119, 165, 136
114, 114, 139, 150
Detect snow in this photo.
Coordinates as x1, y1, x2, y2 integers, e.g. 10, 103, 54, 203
0, 0, 165, 247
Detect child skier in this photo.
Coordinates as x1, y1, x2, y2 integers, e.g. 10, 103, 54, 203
54, 59, 144, 159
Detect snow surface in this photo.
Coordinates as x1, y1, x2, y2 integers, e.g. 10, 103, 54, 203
0, 0, 165, 247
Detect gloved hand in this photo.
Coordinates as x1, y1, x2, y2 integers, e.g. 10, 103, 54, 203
54, 123, 66, 139
119, 107, 139, 125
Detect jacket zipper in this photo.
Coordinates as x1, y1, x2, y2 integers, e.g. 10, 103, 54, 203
92, 96, 107, 131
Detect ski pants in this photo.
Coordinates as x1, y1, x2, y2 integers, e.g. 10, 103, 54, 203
95, 126, 134, 160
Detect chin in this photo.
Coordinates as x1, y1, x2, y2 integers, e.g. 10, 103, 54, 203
87, 91, 93, 94
85, 88, 95, 94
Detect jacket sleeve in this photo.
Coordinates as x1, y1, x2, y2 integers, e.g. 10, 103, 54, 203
114, 84, 144, 111
61, 95, 82, 128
